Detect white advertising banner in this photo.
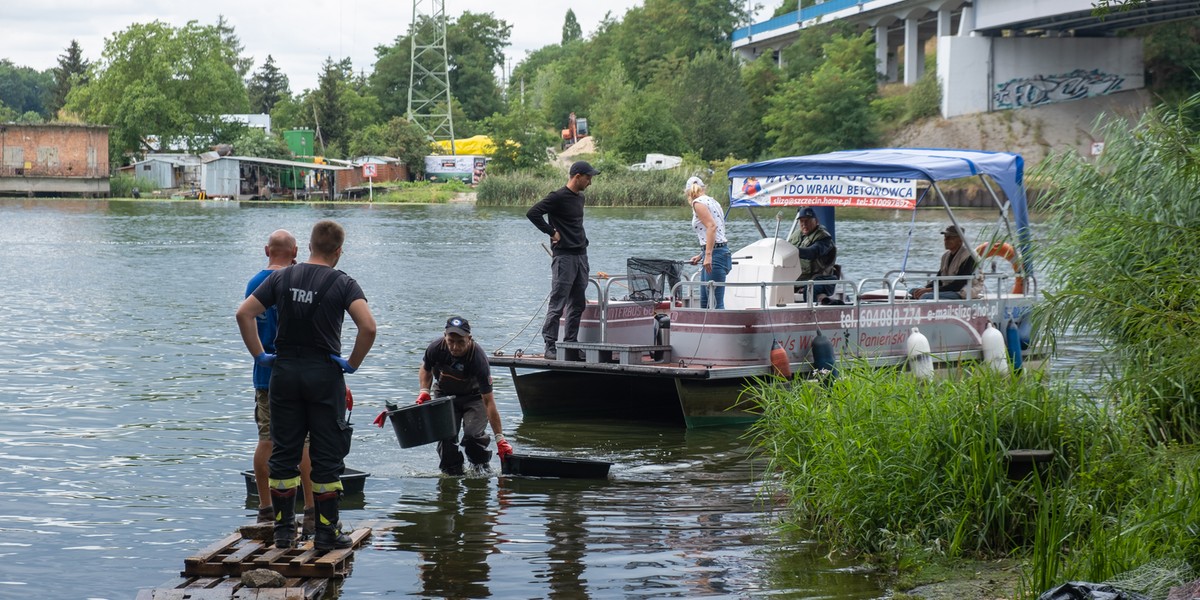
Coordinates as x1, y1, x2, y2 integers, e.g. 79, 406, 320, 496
730, 175, 918, 209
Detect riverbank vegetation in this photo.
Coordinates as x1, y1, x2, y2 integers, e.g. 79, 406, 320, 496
750, 95, 1200, 599
4, 3, 1196, 179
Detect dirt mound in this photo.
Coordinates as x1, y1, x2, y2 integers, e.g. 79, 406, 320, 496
560, 136, 596, 157
885, 89, 1153, 167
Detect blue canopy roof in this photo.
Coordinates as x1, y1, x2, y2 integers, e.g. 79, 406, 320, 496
727, 148, 1031, 261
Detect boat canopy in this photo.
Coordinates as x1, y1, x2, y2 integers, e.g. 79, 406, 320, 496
727, 148, 1029, 238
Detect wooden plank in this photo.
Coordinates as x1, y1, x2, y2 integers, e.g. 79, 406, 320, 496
222, 540, 264, 565
185, 533, 244, 565
313, 527, 373, 566
288, 547, 322, 567
252, 546, 291, 567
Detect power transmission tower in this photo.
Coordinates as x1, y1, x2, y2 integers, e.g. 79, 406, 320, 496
407, 0, 456, 154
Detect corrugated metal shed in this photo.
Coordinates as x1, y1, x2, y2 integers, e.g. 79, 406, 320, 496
199, 155, 350, 200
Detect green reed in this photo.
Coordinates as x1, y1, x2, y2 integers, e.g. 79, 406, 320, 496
747, 365, 1200, 581
475, 167, 695, 207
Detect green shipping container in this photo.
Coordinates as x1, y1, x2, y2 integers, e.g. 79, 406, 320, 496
284, 129, 315, 158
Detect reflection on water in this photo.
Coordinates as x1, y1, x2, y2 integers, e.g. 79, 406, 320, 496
0, 199, 1090, 599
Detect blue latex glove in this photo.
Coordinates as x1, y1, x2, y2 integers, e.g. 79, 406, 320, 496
254, 352, 276, 368
330, 354, 356, 374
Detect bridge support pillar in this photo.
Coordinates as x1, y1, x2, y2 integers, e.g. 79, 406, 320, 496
958, 4, 975, 37
904, 16, 921, 85
937, 9, 953, 37
875, 25, 890, 80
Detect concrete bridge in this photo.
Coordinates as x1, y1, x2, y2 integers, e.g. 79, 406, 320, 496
733, 0, 1199, 116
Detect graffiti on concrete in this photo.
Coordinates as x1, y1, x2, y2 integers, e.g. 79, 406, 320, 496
994, 69, 1124, 109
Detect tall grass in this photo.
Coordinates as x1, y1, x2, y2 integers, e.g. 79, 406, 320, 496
109, 173, 158, 198
750, 364, 1200, 597
476, 167, 696, 207
1031, 93, 1200, 445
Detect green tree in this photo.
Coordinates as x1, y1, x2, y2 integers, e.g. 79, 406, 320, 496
609, 91, 684, 160
48, 40, 89, 117
668, 49, 750, 160
0, 59, 52, 117
347, 117, 431, 177
65, 20, 249, 159
215, 15, 254, 79
247, 55, 291, 114
370, 12, 510, 123
232, 128, 292, 159
741, 53, 782, 159
1141, 19, 1200, 100
483, 105, 555, 173
614, 0, 747, 88
312, 57, 351, 154
780, 21, 859, 82
764, 32, 877, 156
0, 101, 17, 122
447, 11, 511, 121
585, 64, 633, 145
562, 9, 583, 44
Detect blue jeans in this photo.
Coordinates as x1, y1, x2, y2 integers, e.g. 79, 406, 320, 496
700, 245, 732, 309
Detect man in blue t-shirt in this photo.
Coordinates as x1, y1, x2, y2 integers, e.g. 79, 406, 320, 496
245, 230, 314, 529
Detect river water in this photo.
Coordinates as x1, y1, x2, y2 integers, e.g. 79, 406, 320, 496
0, 199, 1084, 599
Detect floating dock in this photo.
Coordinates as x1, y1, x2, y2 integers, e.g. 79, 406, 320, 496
136, 523, 372, 599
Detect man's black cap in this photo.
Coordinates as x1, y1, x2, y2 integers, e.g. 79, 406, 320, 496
569, 161, 599, 177
445, 316, 471, 336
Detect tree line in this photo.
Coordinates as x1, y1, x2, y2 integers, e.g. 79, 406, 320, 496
1, 1, 1197, 174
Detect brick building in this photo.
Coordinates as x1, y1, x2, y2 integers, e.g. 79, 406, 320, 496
0, 124, 110, 196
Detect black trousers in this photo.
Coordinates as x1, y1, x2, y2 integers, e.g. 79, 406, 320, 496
268, 350, 351, 485
541, 253, 590, 350
436, 394, 492, 474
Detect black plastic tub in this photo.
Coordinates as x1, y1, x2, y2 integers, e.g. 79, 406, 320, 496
388, 398, 456, 448
241, 467, 369, 496
500, 453, 612, 479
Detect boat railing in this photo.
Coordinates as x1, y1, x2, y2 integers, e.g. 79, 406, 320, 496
587, 272, 679, 342
665, 270, 1029, 312
881, 269, 1035, 298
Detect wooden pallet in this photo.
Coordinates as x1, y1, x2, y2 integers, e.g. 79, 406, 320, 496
134, 575, 327, 600
136, 525, 372, 600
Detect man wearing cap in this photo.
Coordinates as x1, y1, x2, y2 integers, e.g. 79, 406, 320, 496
786, 207, 839, 303
415, 316, 512, 475
909, 225, 983, 300
526, 160, 598, 360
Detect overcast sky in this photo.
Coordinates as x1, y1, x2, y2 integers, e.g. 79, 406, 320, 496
1, 1, 774, 92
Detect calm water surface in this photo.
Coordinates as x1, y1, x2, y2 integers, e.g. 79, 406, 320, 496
0, 199, 1088, 599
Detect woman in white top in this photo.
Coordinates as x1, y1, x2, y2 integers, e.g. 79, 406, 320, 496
686, 176, 731, 309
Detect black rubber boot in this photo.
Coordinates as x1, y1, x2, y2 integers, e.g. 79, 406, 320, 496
313, 491, 352, 551
270, 487, 297, 549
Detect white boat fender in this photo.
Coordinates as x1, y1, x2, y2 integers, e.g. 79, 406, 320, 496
981, 323, 1008, 374
1005, 319, 1024, 372
811, 329, 836, 377
906, 327, 934, 379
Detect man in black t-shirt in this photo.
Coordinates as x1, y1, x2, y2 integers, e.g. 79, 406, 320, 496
416, 316, 512, 475
526, 160, 598, 361
236, 219, 377, 551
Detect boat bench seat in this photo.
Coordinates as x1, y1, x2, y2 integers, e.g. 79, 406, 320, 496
556, 341, 672, 365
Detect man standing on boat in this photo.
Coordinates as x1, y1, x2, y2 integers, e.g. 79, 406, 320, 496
526, 160, 598, 361
415, 316, 513, 475
236, 219, 377, 551
244, 229, 316, 533
787, 207, 839, 303
909, 225, 983, 300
